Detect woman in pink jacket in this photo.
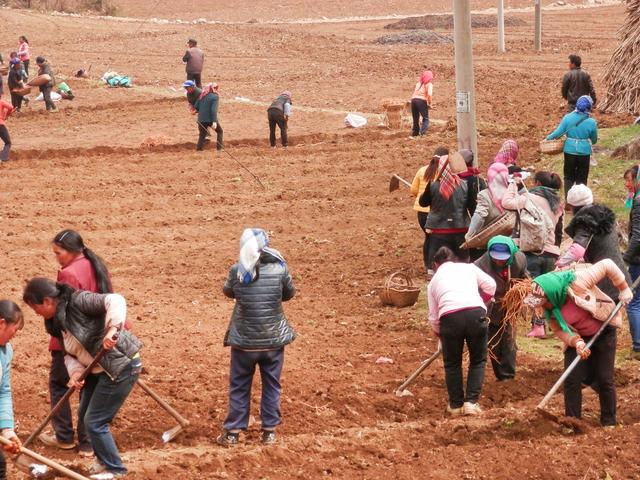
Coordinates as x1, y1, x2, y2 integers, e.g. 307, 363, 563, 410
410, 70, 433, 137
525, 260, 633, 426
17, 36, 29, 77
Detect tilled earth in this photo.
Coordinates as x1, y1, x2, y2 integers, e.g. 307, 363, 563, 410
0, 1, 639, 479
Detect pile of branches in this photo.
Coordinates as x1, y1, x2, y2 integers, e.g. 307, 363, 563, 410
600, 0, 640, 113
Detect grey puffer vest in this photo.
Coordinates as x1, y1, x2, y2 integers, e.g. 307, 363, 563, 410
54, 287, 142, 380
223, 254, 296, 350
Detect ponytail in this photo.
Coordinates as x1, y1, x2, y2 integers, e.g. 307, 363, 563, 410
53, 229, 113, 294
83, 247, 113, 294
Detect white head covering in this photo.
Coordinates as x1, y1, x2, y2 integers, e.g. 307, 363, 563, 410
566, 184, 593, 207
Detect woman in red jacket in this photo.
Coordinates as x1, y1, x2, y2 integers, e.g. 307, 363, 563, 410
38, 229, 114, 457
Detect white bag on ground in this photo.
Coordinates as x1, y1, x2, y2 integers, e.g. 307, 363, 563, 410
35, 91, 62, 102
344, 113, 367, 128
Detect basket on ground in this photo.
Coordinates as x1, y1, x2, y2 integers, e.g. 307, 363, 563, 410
539, 138, 564, 155
379, 272, 421, 307
461, 211, 517, 249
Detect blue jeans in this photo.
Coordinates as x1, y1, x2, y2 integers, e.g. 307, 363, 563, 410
223, 348, 284, 431
627, 264, 640, 352
79, 359, 141, 475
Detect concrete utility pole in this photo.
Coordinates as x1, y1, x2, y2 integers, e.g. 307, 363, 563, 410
534, 0, 542, 51
453, 0, 478, 163
498, 0, 505, 53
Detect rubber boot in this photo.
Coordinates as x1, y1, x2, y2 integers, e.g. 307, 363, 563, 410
526, 323, 545, 338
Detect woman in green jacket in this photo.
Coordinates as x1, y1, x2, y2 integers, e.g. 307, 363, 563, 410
546, 95, 597, 200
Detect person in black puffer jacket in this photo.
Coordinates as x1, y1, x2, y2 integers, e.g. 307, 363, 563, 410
557, 184, 631, 303
217, 228, 296, 446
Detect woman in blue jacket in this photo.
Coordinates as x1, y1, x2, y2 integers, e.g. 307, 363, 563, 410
0, 301, 25, 480
546, 95, 597, 200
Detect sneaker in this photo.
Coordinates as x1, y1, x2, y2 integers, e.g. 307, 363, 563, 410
446, 405, 464, 417
37, 432, 76, 450
261, 430, 276, 445
463, 402, 482, 416
216, 430, 239, 447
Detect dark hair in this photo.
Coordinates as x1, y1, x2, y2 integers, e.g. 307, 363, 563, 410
569, 54, 581, 68
535, 171, 562, 189
23, 277, 60, 305
432, 246, 457, 268
624, 165, 639, 179
53, 230, 113, 294
0, 300, 24, 328
19, 36, 28, 44
36, 56, 45, 64
9, 52, 17, 59
424, 146, 450, 181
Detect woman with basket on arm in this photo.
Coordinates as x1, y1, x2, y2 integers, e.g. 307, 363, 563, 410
522, 260, 633, 426
545, 95, 597, 199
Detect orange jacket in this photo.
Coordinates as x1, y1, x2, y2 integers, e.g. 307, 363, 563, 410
0, 100, 14, 125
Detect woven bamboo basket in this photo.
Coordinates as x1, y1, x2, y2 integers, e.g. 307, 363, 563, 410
381, 100, 405, 130
11, 86, 31, 96
539, 138, 564, 155
27, 74, 51, 87
379, 272, 421, 307
461, 211, 517, 249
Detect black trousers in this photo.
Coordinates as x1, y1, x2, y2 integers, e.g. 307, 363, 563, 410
10, 92, 23, 110
23, 59, 29, 77
440, 307, 488, 408
417, 212, 430, 271
564, 326, 617, 426
49, 351, 90, 447
0, 450, 5, 480
563, 152, 590, 200
187, 72, 202, 88
268, 109, 288, 147
197, 121, 223, 151
410, 98, 429, 136
40, 85, 56, 110
0, 125, 11, 162
427, 232, 470, 269
488, 321, 516, 380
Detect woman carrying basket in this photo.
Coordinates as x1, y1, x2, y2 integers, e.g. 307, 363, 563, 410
546, 95, 597, 199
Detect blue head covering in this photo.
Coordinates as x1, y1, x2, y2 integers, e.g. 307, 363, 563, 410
575, 95, 593, 114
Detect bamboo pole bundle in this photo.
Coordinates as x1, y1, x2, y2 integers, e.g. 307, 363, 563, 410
600, 0, 640, 113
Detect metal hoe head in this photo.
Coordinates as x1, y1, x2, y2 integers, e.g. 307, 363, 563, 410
389, 175, 400, 192
162, 423, 186, 443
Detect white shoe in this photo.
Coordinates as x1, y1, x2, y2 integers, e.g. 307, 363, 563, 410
463, 402, 482, 416
446, 404, 464, 417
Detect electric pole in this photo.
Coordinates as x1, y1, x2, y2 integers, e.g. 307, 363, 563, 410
498, 0, 505, 53
453, 0, 478, 163
534, 0, 542, 51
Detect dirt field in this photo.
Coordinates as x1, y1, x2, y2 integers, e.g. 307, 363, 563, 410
1, 0, 639, 478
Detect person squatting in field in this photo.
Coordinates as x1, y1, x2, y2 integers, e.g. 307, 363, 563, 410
24, 278, 142, 479
217, 228, 296, 446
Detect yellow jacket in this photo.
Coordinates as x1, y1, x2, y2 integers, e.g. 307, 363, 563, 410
410, 166, 430, 213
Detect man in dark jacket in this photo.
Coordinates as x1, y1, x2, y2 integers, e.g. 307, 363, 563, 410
36, 56, 57, 112
475, 236, 528, 380
268, 91, 292, 148
562, 54, 596, 111
217, 228, 296, 446
184, 80, 223, 151
182, 38, 204, 88
7, 58, 27, 111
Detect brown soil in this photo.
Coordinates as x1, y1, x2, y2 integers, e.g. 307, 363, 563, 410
1, 1, 639, 479
384, 14, 527, 31
375, 30, 453, 46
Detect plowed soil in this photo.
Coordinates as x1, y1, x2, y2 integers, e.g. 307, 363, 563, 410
1, 1, 639, 479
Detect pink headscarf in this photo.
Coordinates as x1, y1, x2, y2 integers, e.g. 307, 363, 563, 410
199, 82, 219, 100
487, 163, 509, 212
281, 90, 292, 99
420, 70, 433, 85
493, 139, 519, 165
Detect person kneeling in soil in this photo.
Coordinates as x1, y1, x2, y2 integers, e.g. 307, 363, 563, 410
23, 278, 142, 478
217, 228, 296, 446
183, 80, 223, 151
0, 301, 25, 480
524, 260, 633, 426
474, 236, 528, 381
427, 246, 496, 416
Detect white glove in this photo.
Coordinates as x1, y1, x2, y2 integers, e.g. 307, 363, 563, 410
620, 287, 634, 306
575, 340, 591, 360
